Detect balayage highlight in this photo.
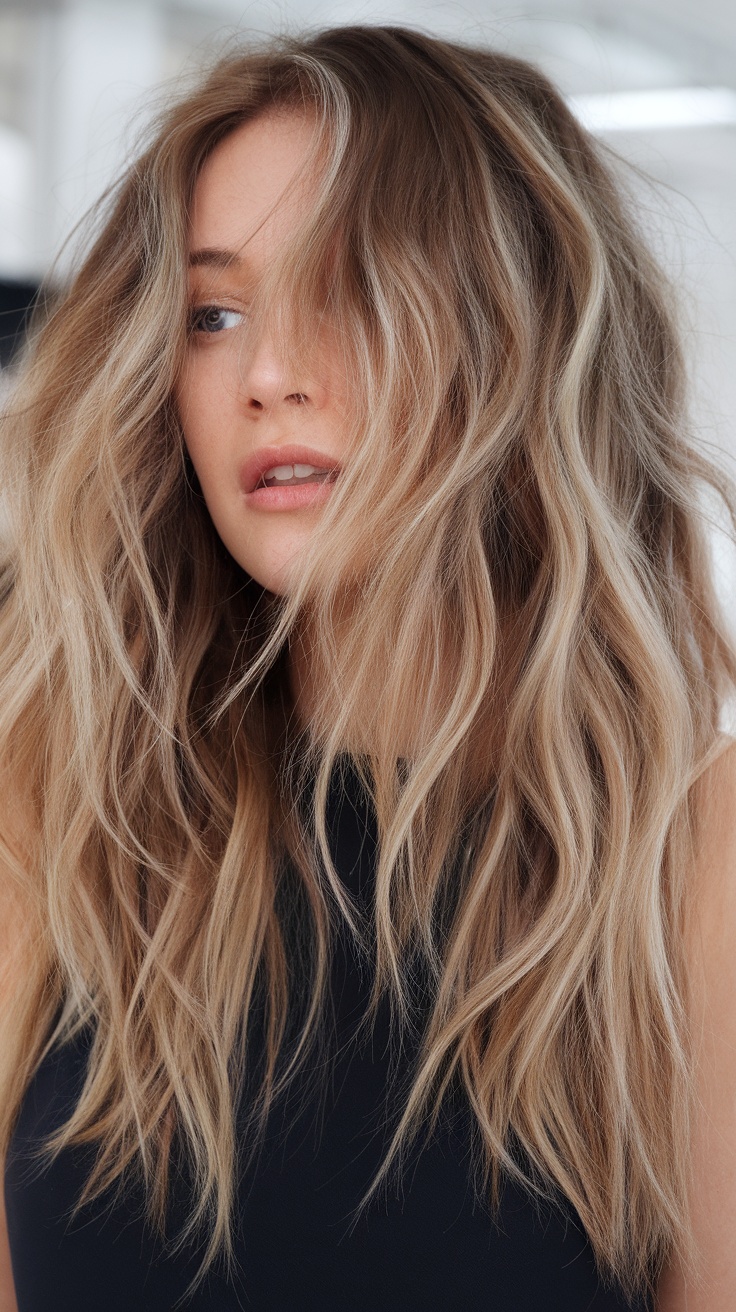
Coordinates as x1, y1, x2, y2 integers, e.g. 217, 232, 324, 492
1, 23, 736, 1302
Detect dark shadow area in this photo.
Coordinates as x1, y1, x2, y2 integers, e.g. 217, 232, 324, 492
0, 278, 41, 368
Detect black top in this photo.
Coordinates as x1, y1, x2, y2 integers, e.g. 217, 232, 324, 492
5, 757, 650, 1311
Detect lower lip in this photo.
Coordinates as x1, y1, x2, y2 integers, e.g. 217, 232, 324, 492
243, 478, 338, 510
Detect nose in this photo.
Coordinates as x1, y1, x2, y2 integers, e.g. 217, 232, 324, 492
239, 329, 328, 415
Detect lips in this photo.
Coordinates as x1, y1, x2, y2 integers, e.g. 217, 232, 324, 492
240, 443, 342, 495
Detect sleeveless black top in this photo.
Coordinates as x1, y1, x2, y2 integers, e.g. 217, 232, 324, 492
5, 757, 651, 1311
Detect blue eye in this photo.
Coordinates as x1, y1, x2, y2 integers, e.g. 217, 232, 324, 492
189, 305, 244, 335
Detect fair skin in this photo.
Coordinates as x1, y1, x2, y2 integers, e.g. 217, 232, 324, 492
176, 109, 352, 598
174, 108, 353, 722
0, 1122, 15, 1311
655, 737, 736, 1310
0, 793, 34, 1312
2, 109, 736, 1311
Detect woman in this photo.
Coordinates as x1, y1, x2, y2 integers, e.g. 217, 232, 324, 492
1, 23, 735, 1312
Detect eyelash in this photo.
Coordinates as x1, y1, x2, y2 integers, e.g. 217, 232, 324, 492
188, 305, 245, 335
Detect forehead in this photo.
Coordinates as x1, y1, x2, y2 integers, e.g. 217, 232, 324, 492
188, 109, 319, 267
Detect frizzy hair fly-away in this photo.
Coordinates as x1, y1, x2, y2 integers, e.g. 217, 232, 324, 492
1, 24, 735, 1303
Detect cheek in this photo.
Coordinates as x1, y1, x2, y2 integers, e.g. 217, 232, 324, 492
175, 356, 225, 473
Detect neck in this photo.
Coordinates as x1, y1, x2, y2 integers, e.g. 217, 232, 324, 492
286, 609, 514, 787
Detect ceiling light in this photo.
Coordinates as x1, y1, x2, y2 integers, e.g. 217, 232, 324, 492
567, 86, 736, 132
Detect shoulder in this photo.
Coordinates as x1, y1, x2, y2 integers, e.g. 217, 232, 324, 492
0, 773, 40, 998
691, 732, 736, 838
656, 735, 736, 1310
687, 734, 736, 949
0, 798, 28, 1312
682, 734, 736, 1050
0, 772, 48, 1159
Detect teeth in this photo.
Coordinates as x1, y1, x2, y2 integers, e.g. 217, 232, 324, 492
255, 454, 339, 491
259, 464, 340, 493
262, 463, 323, 481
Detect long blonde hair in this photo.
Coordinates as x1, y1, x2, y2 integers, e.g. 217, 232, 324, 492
1, 23, 735, 1302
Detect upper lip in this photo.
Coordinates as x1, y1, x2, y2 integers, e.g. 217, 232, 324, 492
240, 444, 342, 494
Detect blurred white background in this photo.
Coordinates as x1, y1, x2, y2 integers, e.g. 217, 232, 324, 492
0, 0, 734, 611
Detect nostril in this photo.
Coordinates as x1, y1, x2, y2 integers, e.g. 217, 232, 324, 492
286, 392, 307, 404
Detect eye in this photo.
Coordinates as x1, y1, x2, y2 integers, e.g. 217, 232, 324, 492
189, 305, 244, 335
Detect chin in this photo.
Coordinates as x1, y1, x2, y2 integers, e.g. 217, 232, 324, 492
240, 561, 293, 598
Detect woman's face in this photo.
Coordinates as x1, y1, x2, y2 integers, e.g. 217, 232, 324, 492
175, 109, 352, 596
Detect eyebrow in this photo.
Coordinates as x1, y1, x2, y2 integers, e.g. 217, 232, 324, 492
188, 247, 245, 270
